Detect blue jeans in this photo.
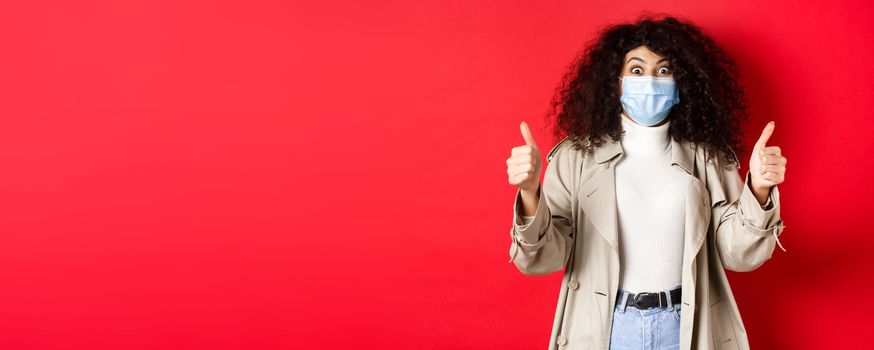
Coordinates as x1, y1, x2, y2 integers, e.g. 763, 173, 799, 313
609, 284, 682, 350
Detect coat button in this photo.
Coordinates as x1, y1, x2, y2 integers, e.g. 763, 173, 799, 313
556, 335, 568, 346
568, 280, 579, 290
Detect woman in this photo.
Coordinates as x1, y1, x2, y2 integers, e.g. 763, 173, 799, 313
505, 15, 788, 350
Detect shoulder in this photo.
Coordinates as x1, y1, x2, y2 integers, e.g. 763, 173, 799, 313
546, 136, 573, 163
701, 144, 741, 171
546, 135, 595, 163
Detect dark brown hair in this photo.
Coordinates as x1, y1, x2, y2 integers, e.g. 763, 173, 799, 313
546, 13, 748, 166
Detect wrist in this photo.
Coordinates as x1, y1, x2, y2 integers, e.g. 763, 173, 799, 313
521, 183, 540, 197
751, 184, 771, 206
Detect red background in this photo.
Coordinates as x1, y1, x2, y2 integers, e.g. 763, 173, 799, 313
1, 0, 871, 349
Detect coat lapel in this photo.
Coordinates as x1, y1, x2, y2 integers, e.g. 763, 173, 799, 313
577, 134, 711, 270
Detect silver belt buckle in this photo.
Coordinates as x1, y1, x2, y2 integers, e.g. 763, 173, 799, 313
634, 292, 653, 309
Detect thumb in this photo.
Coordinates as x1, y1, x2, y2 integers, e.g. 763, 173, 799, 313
755, 121, 775, 151
520, 121, 538, 149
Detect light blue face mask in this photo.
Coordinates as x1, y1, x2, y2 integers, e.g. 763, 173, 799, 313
618, 75, 681, 126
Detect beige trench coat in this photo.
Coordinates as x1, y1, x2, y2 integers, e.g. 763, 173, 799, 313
508, 134, 786, 350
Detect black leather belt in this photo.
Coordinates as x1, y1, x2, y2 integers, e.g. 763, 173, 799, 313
616, 288, 682, 310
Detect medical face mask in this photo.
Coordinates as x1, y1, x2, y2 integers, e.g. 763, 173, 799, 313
618, 75, 681, 126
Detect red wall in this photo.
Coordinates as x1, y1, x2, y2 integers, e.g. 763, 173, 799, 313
0, 0, 871, 348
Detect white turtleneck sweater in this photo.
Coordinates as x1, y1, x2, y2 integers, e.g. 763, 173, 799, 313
613, 114, 686, 294
520, 113, 686, 294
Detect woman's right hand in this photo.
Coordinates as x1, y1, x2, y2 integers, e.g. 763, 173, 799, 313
507, 121, 543, 194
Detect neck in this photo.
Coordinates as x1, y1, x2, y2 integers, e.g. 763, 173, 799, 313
620, 112, 672, 157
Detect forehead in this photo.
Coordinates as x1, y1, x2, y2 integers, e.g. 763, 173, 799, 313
623, 46, 668, 64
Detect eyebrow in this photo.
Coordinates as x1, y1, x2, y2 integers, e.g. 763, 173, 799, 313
626, 56, 669, 65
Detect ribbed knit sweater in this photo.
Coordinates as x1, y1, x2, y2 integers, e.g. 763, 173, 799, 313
613, 114, 685, 294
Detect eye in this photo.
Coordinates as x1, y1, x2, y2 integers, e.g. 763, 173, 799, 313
630, 66, 643, 74
658, 67, 672, 74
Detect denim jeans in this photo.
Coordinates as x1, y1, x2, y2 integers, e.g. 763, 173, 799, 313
609, 284, 682, 350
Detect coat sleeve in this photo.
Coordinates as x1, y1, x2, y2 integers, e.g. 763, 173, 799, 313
713, 163, 787, 273
508, 141, 575, 276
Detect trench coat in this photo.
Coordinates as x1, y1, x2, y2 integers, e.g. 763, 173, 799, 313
508, 134, 786, 350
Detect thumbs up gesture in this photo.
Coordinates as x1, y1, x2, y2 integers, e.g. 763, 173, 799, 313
507, 121, 542, 193
749, 121, 787, 203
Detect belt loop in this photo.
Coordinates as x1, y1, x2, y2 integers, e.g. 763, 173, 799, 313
669, 284, 681, 320
618, 290, 628, 313
666, 288, 674, 312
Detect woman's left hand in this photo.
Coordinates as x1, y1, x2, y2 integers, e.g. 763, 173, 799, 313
748, 121, 787, 203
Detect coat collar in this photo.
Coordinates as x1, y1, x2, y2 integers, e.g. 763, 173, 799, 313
593, 133, 696, 175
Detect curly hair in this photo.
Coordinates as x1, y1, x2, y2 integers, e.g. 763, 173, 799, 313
546, 13, 748, 167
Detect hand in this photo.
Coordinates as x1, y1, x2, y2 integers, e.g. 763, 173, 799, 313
507, 121, 542, 193
748, 121, 787, 201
